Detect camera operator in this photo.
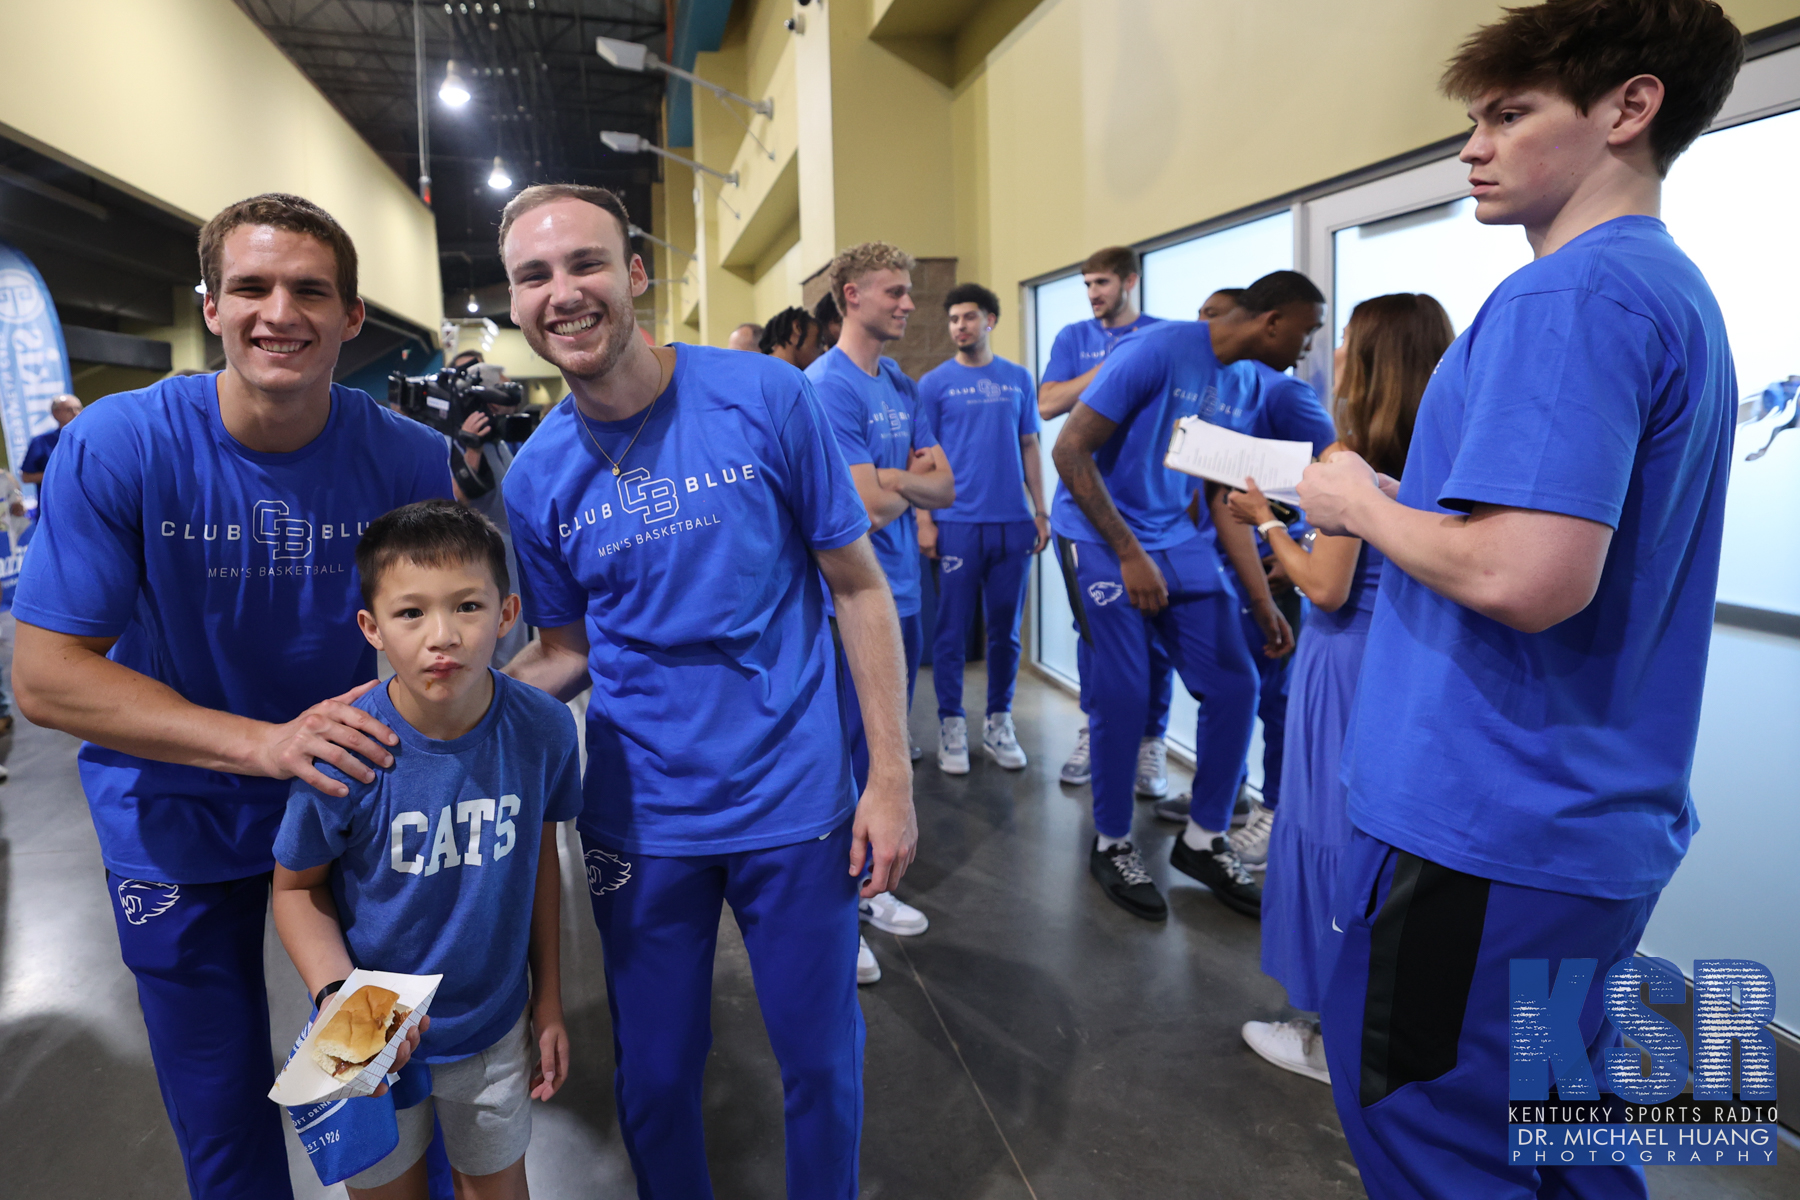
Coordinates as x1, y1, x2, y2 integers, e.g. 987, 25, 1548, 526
447, 361, 532, 666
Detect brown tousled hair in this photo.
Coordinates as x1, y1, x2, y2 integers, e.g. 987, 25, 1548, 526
1081, 246, 1138, 281
199, 194, 359, 305
1440, 0, 1743, 176
1333, 294, 1454, 480
498, 183, 633, 262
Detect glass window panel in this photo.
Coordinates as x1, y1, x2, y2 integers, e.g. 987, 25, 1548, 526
1030, 272, 1093, 686
1142, 210, 1293, 321
1662, 107, 1800, 615
1331, 197, 1529, 341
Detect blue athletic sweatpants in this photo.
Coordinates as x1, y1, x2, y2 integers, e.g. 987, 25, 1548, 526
1319, 830, 1658, 1200
107, 871, 292, 1200
1237, 600, 1292, 807
1066, 536, 1258, 838
931, 519, 1036, 720
836, 610, 921, 793
582, 824, 865, 1200
1058, 537, 1172, 739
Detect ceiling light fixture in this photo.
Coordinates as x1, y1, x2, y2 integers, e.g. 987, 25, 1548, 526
487, 156, 513, 190
439, 60, 471, 106
466, 293, 480, 314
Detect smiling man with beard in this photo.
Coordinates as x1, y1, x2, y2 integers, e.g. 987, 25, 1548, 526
496, 183, 914, 1199
10, 193, 450, 1199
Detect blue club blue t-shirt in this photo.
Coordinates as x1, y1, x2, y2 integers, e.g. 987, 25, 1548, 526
1343, 216, 1736, 900
806, 346, 939, 616
1050, 320, 1227, 551
504, 345, 871, 856
1042, 313, 1163, 384
275, 672, 583, 1062
916, 355, 1038, 524
11, 374, 453, 883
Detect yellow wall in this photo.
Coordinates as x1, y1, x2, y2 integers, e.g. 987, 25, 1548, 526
957, 0, 1800, 361
0, 0, 442, 333
659, 0, 1800, 355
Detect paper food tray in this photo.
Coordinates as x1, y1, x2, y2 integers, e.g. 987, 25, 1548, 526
269, 969, 442, 1106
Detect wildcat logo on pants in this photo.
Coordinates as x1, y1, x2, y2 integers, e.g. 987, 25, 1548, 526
1087, 580, 1124, 606
585, 849, 633, 896
116, 879, 181, 925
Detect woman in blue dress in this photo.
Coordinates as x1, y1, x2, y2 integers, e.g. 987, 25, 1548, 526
1225, 293, 1454, 1084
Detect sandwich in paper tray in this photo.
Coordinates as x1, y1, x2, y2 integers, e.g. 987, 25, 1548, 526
270, 969, 441, 1185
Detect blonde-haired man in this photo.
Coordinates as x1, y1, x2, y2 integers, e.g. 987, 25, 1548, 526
805, 242, 954, 972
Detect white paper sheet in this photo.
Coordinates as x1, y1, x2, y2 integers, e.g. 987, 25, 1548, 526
1163, 416, 1312, 505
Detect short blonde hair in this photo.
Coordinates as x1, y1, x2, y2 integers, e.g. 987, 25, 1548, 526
829, 241, 916, 310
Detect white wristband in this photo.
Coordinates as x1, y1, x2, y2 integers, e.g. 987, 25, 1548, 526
1255, 519, 1285, 537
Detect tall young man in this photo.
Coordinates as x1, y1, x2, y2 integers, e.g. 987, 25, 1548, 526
1299, 4, 1744, 1195
916, 283, 1048, 774
1154, 285, 1338, 867
11, 194, 452, 1199
805, 241, 954, 960
1053, 272, 1322, 922
1039, 246, 1173, 798
497, 186, 916, 1197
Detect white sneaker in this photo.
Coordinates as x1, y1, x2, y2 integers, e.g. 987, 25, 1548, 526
1229, 799, 1274, 867
1134, 737, 1168, 798
1059, 724, 1091, 785
982, 712, 1027, 770
860, 892, 929, 935
938, 717, 970, 774
857, 935, 881, 985
1241, 1019, 1330, 1084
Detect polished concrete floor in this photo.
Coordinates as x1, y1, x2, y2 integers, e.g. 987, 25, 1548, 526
1, 666, 1795, 1198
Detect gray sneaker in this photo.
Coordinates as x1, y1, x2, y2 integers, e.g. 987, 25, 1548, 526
1059, 724, 1091, 785
1134, 737, 1168, 798
1230, 799, 1274, 867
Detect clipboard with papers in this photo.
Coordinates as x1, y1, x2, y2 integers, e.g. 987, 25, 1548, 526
1163, 416, 1312, 507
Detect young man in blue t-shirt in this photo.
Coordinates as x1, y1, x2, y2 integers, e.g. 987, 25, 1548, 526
495, 185, 917, 1197
1153, 288, 1339, 867
275, 501, 581, 1197
916, 283, 1048, 774
1053, 272, 1322, 923
1039, 245, 1174, 798
11, 194, 452, 1199
806, 241, 955, 962
1298, 4, 1746, 1196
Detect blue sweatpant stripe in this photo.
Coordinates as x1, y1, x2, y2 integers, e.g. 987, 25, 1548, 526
1068, 537, 1257, 837
581, 827, 864, 1199
930, 519, 1036, 720
1321, 830, 1659, 1200
107, 870, 294, 1200
836, 609, 921, 794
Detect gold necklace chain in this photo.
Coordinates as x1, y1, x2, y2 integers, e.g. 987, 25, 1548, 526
573, 352, 667, 476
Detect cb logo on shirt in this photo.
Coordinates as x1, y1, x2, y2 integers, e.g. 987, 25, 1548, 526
254, 500, 314, 559
618, 468, 679, 524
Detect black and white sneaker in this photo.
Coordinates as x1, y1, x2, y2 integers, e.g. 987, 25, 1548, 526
1170, 834, 1262, 918
1089, 839, 1167, 922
